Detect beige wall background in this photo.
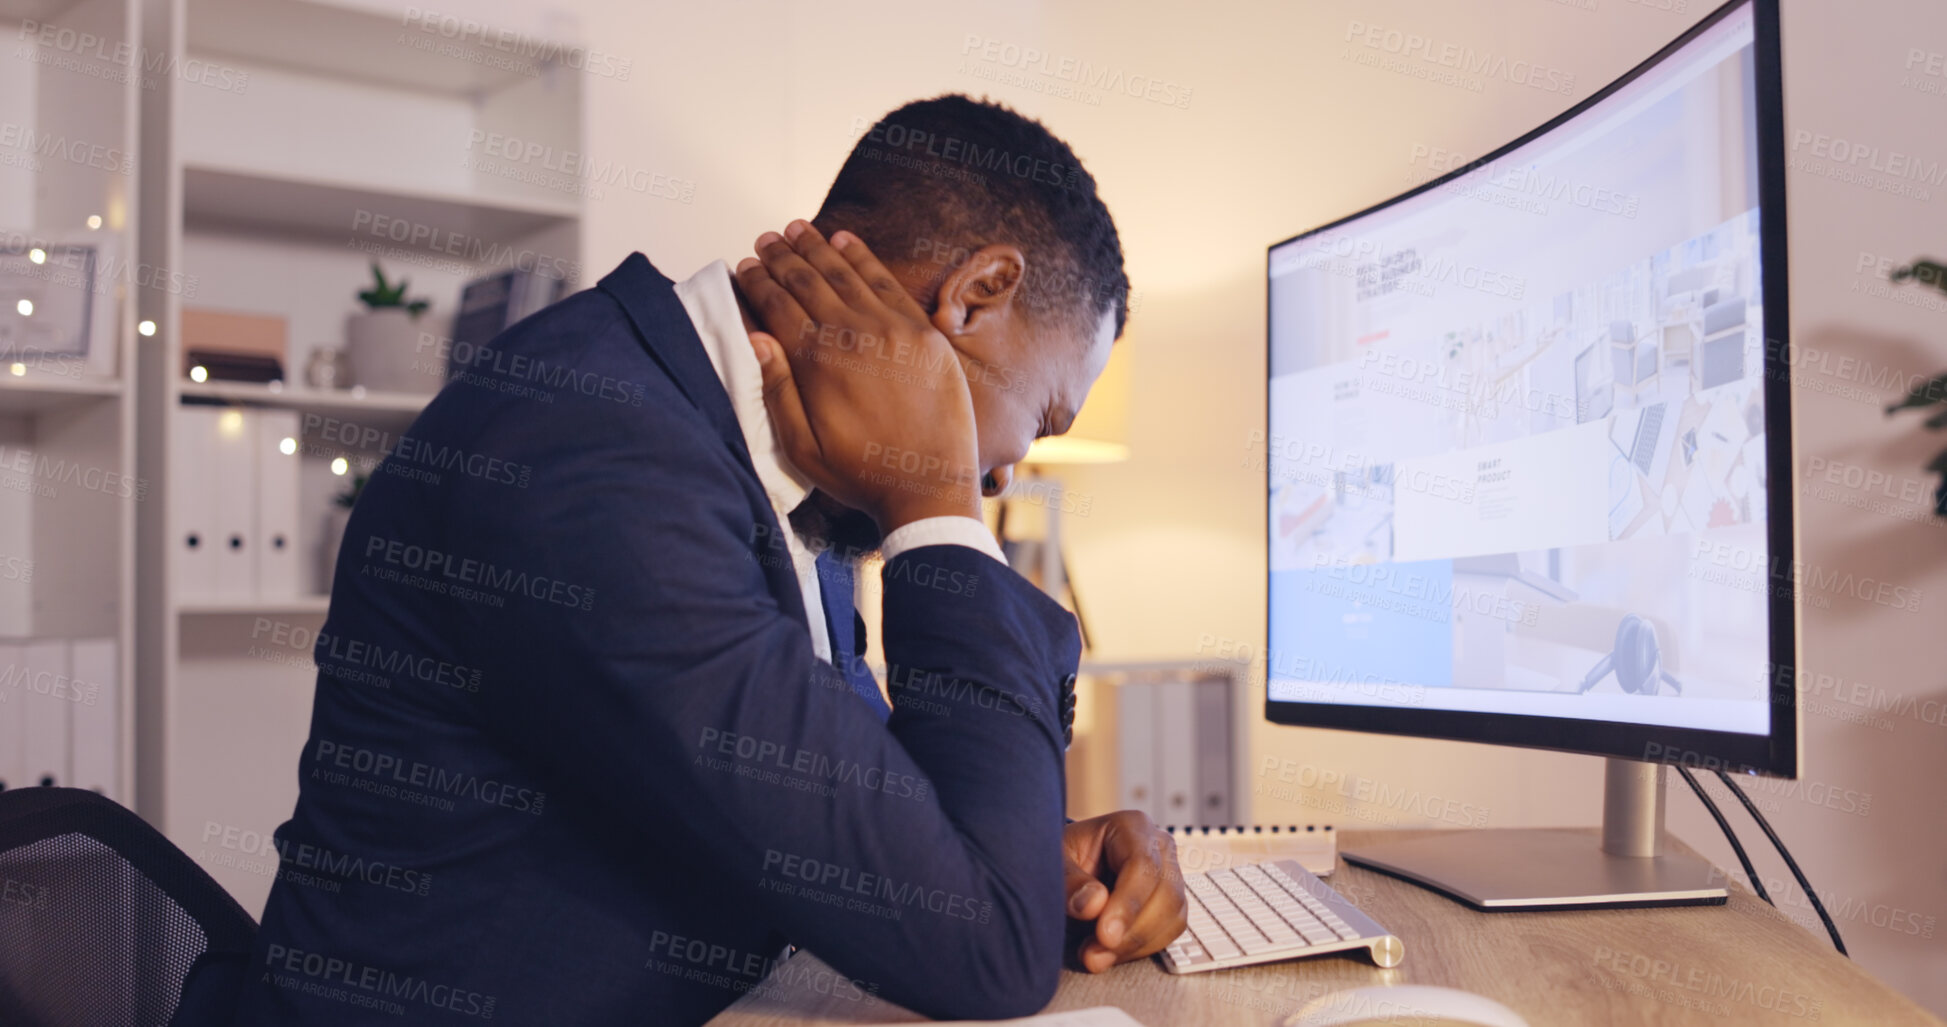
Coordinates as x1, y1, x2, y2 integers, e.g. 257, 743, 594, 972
549, 0, 1947, 1012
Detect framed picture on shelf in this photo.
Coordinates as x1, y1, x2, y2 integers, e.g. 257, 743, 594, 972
0, 232, 120, 379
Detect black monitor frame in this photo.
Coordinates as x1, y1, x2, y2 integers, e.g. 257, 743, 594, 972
1263, 0, 1796, 779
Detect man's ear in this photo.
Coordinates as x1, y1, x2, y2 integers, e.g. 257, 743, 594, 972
932, 243, 1026, 338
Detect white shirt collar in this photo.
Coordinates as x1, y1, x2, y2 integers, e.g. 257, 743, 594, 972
669, 259, 813, 521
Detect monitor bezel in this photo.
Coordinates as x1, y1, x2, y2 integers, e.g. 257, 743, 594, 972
1263, 0, 1797, 778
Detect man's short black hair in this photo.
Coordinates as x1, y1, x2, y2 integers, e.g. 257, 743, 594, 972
815, 94, 1129, 342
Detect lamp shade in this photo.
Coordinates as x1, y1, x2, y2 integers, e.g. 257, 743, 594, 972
1023, 341, 1130, 465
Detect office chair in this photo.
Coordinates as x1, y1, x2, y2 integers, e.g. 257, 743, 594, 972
0, 787, 257, 1027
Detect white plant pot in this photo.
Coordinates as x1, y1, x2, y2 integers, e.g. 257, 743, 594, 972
345, 309, 441, 394
320, 506, 353, 595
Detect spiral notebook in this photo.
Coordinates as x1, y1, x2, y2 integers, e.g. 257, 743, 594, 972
1165, 824, 1337, 877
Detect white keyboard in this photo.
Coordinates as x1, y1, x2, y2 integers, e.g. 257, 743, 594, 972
1161, 859, 1404, 973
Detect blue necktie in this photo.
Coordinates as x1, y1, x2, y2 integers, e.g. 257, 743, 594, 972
814, 547, 890, 722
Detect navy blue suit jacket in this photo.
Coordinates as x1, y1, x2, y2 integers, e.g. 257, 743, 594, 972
231, 255, 1082, 1026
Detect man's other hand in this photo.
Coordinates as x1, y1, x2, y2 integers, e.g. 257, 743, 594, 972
735, 220, 983, 533
1062, 811, 1187, 973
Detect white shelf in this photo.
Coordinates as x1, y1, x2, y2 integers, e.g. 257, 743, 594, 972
187, 0, 579, 96
0, 0, 72, 22
0, 372, 123, 414
179, 379, 433, 421
179, 595, 330, 616
182, 164, 578, 249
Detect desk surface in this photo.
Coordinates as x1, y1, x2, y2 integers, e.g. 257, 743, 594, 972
704, 829, 1942, 1026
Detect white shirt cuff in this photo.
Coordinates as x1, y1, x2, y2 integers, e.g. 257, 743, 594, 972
881, 516, 1007, 566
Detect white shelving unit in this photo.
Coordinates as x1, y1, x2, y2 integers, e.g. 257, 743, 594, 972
136, 0, 584, 911
0, 0, 140, 800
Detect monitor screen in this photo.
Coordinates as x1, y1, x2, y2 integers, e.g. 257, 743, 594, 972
1266, 0, 1792, 769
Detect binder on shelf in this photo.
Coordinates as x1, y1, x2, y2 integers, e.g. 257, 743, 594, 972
447, 269, 567, 380
0, 468, 29, 636
19, 639, 68, 788
1194, 675, 1233, 825
68, 639, 117, 799
1156, 679, 1197, 825
0, 641, 22, 790
1115, 679, 1157, 821
209, 407, 257, 600
255, 410, 302, 599
173, 406, 221, 603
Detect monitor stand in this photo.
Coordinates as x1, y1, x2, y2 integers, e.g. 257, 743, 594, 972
1342, 758, 1728, 911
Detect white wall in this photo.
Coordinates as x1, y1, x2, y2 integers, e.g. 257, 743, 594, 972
557, 0, 1947, 1012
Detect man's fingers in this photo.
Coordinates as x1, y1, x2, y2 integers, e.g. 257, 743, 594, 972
1064, 858, 1109, 921
785, 221, 876, 311
1096, 824, 1182, 957
750, 330, 824, 482
757, 230, 848, 327
734, 257, 814, 359
832, 230, 930, 319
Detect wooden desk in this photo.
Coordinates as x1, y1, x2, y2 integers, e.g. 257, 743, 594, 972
704, 829, 1941, 1026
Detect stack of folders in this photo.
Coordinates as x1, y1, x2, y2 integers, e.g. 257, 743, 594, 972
0, 638, 119, 799
1167, 824, 1338, 878
447, 268, 567, 379
174, 406, 304, 602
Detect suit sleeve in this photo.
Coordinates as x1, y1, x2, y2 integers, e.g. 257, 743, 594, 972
470, 416, 1078, 1022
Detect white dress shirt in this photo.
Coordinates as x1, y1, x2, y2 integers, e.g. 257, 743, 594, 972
670, 261, 1006, 663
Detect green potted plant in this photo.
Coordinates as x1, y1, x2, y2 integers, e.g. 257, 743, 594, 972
1883, 259, 1947, 517
344, 262, 439, 395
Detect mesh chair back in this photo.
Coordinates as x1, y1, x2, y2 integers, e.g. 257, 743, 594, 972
0, 788, 256, 1027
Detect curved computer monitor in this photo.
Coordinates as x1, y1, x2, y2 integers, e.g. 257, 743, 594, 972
1266, 0, 1794, 796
